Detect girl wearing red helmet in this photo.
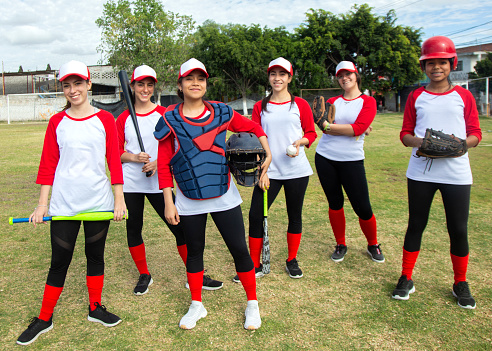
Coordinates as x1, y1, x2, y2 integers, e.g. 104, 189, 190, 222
116, 65, 222, 296
17, 61, 126, 345
154, 58, 272, 330
236, 57, 317, 280
314, 61, 384, 264
392, 36, 482, 309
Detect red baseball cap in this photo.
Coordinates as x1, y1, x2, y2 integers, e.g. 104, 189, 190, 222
131, 65, 157, 83
268, 57, 293, 75
178, 58, 209, 80
58, 60, 90, 81
336, 61, 357, 76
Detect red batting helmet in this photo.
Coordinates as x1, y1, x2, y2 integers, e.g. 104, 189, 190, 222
419, 36, 458, 71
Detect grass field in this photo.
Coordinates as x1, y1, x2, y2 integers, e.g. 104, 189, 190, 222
1, 114, 491, 350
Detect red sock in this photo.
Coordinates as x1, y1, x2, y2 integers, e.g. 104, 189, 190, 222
236, 269, 257, 301
177, 244, 188, 266
287, 232, 302, 261
451, 253, 469, 284
86, 275, 104, 311
187, 271, 203, 302
129, 243, 149, 275
249, 237, 263, 268
359, 215, 378, 246
329, 208, 346, 245
401, 248, 420, 280
38, 284, 63, 321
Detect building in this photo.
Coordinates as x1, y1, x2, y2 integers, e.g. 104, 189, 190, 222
451, 43, 492, 84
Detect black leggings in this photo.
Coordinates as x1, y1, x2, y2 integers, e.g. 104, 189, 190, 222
47, 220, 110, 287
180, 205, 253, 273
314, 153, 373, 220
249, 177, 309, 238
124, 192, 186, 248
403, 179, 470, 256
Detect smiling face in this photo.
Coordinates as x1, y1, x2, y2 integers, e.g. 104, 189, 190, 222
268, 68, 292, 94
132, 77, 155, 104
336, 70, 358, 91
61, 76, 91, 107
178, 70, 207, 101
423, 58, 451, 84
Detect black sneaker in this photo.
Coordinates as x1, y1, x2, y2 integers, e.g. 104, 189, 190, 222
392, 275, 415, 300
185, 275, 224, 290
286, 258, 303, 278
233, 265, 265, 283
87, 303, 122, 327
367, 244, 385, 263
134, 273, 153, 295
452, 281, 476, 309
17, 316, 53, 345
331, 244, 347, 262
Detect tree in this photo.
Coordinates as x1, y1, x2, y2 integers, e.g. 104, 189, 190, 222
294, 5, 423, 94
469, 53, 492, 78
96, 0, 195, 98
18, 65, 23, 73
46, 64, 52, 71
192, 21, 293, 114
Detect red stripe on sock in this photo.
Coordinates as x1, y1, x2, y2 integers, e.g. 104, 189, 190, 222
451, 253, 469, 284
187, 271, 203, 302
402, 248, 419, 280
129, 243, 150, 275
359, 215, 378, 246
329, 208, 346, 245
86, 275, 104, 311
177, 244, 188, 266
287, 232, 302, 261
236, 269, 257, 301
38, 284, 63, 321
249, 237, 263, 268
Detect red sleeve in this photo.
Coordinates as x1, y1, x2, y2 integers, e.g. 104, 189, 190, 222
157, 134, 175, 189
36, 113, 63, 185
351, 95, 376, 136
99, 111, 124, 185
457, 87, 482, 142
116, 111, 130, 157
228, 110, 266, 138
251, 101, 262, 125
400, 88, 422, 142
295, 97, 317, 147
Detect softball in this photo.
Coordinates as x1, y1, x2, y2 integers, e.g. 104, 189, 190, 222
286, 145, 297, 156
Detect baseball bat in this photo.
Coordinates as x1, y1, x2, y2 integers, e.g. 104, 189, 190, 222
9, 211, 128, 225
262, 188, 270, 274
118, 70, 152, 177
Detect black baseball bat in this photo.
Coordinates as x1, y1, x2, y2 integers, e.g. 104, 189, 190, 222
262, 188, 270, 274
118, 70, 152, 177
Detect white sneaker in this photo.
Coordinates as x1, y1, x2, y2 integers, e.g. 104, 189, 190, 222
179, 301, 207, 329
244, 300, 261, 330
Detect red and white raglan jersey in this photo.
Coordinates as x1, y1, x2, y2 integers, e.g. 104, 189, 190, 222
157, 102, 266, 216
116, 106, 164, 193
36, 109, 123, 216
252, 97, 316, 180
316, 94, 376, 161
400, 86, 482, 185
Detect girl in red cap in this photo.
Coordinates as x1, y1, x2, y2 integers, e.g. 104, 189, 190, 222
234, 57, 316, 280
314, 61, 384, 264
116, 65, 222, 296
392, 36, 481, 308
154, 58, 272, 330
17, 60, 126, 346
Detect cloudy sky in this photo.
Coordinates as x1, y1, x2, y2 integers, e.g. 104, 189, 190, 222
1, 0, 491, 72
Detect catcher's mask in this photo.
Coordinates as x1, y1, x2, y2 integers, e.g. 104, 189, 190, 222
226, 132, 266, 187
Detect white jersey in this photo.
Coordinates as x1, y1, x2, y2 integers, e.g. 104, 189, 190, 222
116, 106, 163, 193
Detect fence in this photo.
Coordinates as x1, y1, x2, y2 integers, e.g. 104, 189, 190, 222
463, 76, 491, 116
0, 93, 121, 123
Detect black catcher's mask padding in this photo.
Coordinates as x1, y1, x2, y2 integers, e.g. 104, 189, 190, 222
226, 132, 266, 187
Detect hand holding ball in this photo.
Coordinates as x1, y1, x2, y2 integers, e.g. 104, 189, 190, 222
286, 145, 297, 156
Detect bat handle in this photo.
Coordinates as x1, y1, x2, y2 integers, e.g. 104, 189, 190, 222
145, 171, 152, 177
9, 216, 52, 225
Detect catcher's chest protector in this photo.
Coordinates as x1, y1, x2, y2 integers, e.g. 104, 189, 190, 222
163, 102, 233, 200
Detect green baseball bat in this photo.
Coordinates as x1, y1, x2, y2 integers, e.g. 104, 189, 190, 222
9, 211, 128, 225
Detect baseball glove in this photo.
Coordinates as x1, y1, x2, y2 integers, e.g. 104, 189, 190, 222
312, 96, 336, 130
416, 128, 468, 158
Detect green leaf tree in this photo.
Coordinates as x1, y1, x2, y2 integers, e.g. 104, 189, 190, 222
294, 5, 422, 94
469, 52, 492, 78
192, 21, 293, 114
96, 0, 195, 98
